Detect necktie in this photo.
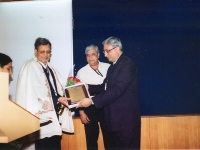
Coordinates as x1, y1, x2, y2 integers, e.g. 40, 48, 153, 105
43, 67, 56, 96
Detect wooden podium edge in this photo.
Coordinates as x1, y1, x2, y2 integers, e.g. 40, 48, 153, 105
8, 100, 39, 120
0, 72, 40, 143
0, 129, 8, 143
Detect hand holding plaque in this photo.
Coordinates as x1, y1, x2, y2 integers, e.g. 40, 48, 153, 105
65, 83, 90, 108
57, 76, 82, 115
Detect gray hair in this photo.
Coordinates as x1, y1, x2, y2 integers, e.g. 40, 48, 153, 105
102, 36, 122, 50
85, 44, 99, 54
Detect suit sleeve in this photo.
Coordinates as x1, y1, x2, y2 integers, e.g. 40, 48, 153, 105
88, 82, 105, 96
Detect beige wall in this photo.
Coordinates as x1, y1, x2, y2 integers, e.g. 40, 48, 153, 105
61, 115, 200, 150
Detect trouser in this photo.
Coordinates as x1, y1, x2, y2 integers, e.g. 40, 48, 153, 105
84, 106, 112, 150
107, 126, 141, 150
35, 135, 61, 150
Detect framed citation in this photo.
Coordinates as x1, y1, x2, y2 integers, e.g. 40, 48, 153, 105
65, 83, 90, 108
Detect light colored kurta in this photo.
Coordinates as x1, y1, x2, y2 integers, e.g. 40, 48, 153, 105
76, 61, 110, 84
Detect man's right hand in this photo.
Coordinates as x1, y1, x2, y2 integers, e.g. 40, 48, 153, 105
79, 110, 90, 124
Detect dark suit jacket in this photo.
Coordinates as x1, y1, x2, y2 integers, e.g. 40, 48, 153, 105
89, 54, 141, 132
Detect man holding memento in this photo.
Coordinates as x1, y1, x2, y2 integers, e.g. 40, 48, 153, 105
16, 37, 73, 150
78, 36, 141, 150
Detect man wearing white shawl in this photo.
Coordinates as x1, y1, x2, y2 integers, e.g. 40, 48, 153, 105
16, 37, 74, 150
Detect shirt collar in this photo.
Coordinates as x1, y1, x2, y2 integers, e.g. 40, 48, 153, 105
113, 53, 122, 65
39, 61, 48, 69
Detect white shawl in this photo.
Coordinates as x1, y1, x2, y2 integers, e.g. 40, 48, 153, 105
16, 57, 74, 140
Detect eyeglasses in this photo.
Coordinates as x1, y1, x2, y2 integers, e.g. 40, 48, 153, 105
103, 47, 116, 54
37, 50, 51, 55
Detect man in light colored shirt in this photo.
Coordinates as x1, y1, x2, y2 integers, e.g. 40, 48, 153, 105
16, 37, 73, 150
76, 44, 111, 150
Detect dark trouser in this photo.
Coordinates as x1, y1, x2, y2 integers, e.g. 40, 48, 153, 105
84, 106, 112, 150
107, 127, 141, 150
35, 135, 61, 150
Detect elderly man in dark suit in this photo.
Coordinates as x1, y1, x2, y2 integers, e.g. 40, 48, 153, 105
78, 36, 141, 150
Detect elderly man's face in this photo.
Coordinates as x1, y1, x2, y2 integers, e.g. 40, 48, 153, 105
34, 44, 51, 65
103, 44, 120, 62
86, 48, 99, 67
